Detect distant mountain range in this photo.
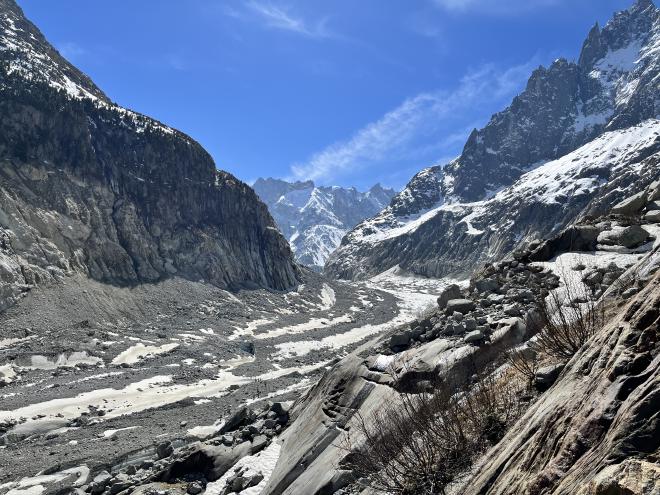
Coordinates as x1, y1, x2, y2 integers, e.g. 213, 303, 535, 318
326, 0, 660, 280
253, 178, 396, 270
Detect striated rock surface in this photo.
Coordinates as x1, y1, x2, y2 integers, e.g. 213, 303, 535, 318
0, 0, 300, 311
464, 268, 660, 495
326, 0, 660, 280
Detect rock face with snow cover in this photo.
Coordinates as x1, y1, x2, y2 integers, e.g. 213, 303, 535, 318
0, 0, 300, 311
253, 178, 395, 270
326, 0, 660, 280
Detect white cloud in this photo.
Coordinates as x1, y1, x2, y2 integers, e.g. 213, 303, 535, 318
433, 0, 560, 15
290, 59, 538, 184
56, 41, 86, 61
244, 1, 332, 38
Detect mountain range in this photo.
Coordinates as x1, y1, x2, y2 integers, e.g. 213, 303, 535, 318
326, 0, 660, 280
253, 178, 396, 270
0, 1, 659, 494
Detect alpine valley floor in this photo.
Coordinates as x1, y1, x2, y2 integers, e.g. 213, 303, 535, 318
0, 268, 454, 484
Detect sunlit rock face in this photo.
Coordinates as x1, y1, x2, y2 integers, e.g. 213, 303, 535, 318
0, 0, 301, 311
326, 0, 660, 281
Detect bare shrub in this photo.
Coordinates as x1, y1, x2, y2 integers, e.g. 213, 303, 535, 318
341, 370, 524, 494
534, 269, 605, 360
505, 347, 539, 388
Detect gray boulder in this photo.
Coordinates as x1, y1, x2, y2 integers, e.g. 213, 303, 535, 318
437, 284, 462, 309
475, 278, 500, 294
597, 225, 649, 248
648, 180, 660, 201
504, 304, 522, 317
220, 407, 256, 434
534, 363, 565, 391
445, 299, 476, 314
89, 471, 112, 495
156, 440, 174, 459
611, 190, 647, 215
464, 330, 485, 343
251, 435, 269, 454
389, 330, 411, 349
464, 318, 477, 331
644, 209, 660, 222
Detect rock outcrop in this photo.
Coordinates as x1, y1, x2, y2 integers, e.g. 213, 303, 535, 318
464, 269, 660, 494
326, 0, 660, 280
0, 0, 300, 311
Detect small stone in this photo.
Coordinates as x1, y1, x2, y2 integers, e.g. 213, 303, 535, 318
156, 440, 173, 459
504, 304, 521, 316
621, 287, 639, 299
187, 482, 203, 495
534, 364, 565, 391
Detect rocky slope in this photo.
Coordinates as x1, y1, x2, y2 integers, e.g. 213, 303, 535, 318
256, 183, 660, 494
253, 178, 395, 270
326, 0, 660, 280
51, 180, 658, 495
0, 0, 299, 313
462, 188, 660, 494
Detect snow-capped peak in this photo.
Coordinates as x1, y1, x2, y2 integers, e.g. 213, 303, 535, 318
253, 178, 396, 270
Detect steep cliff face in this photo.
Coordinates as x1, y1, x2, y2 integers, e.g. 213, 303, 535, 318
326, 0, 660, 281
0, 0, 300, 310
253, 178, 395, 270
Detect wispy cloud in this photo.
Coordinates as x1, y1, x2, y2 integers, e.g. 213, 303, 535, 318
290, 59, 538, 184
243, 1, 332, 38
57, 41, 87, 61
432, 0, 560, 15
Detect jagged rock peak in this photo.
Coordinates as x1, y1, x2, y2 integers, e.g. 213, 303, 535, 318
579, 0, 658, 70
631, 0, 655, 13
253, 178, 396, 270
326, 0, 660, 281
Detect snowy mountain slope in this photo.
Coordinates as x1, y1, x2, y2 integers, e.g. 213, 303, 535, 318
326, 0, 660, 280
328, 120, 660, 279
253, 178, 395, 270
0, 0, 300, 312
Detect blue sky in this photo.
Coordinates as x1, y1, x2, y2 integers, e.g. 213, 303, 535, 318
19, 0, 635, 190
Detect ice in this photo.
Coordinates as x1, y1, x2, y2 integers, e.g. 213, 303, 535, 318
3, 466, 89, 495
0, 336, 33, 349
273, 271, 457, 359
205, 441, 282, 495
27, 352, 103, 370
0, 361, 328, 428
0, 364, 17, 383
319, 283, 336, 309
253, 314, 353, 340
111, 343, 179, 366
102, 426, 140, 438
229, 318, 275, 340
